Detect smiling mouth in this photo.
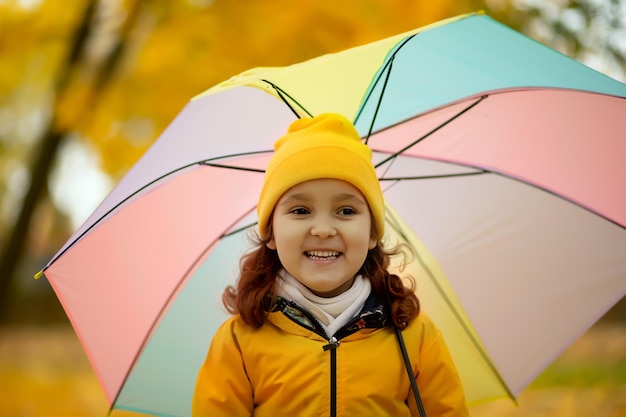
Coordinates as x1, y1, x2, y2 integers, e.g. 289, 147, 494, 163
305, 250, 341, 260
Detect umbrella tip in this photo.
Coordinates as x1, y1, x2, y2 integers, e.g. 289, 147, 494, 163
34, 270, 44, 280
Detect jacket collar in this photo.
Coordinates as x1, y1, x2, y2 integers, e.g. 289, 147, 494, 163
271, 289, 393, 340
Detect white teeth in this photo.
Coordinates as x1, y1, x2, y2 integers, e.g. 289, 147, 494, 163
306, 250, 340, 259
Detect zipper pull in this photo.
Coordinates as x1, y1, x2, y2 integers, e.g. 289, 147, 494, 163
322, 336, 340, 351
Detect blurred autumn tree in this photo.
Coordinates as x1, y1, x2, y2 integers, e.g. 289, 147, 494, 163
0, 0, 624, 322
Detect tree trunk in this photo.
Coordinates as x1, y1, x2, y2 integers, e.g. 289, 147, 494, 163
0, 0, 143, 321
0, 0, 99, 320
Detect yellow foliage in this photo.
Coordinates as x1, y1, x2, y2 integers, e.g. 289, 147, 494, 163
0, 0, 87, 97
54, 78, 92, 132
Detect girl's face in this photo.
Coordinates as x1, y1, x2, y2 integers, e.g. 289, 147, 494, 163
267, 178, 377, 297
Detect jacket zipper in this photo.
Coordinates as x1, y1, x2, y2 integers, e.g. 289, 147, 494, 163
274, 297, 400, 416
275, 295, 391, 417
281, 299, 367, 417
298, 304, 340, 417
323, 337, 340, 417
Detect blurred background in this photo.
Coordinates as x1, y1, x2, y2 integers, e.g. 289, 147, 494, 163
0, 0, 624, 415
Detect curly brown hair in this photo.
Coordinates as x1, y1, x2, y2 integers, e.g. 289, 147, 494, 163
222, 223, 420, 329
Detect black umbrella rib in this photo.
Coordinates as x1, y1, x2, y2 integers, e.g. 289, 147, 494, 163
221, 221, 258, 238
374, 95, 487, 169
200, 162, 265, 173
41, 161, 201, 270
385, 163, 626, 230
200, 149, 276, 172
42, 151, 272, 271
261, 79, 313, 118
379, 171, 487, 182
363, 55, 396, 144
355, 33, 418, 135
492, 170, 626, 230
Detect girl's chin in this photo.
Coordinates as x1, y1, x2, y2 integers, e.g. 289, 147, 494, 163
304, 280, 356, 298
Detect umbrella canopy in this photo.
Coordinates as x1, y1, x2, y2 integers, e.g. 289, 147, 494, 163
39, 13, 626, 416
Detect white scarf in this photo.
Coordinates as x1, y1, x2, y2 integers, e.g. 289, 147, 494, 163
277, 270, 371, 337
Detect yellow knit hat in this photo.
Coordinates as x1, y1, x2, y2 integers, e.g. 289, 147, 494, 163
257, 113, 384, 239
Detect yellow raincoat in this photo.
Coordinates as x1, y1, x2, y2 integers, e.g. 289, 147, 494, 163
192, 295, 468, 417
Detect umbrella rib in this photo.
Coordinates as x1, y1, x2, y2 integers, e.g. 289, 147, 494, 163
222, 221, 258, 238
374, 95, 487, 169
383, 163, 625, 229
355, 33, 418, 133
41, 162, 200, 272
42, 151, 272, 272
200, 162, 265, 173
364, 56, 395, 145
379, 171, 487, 182
201, 149, 273, 162
385, 207, 515, 401
261, 79, 313, 118
493, 171, 626, 229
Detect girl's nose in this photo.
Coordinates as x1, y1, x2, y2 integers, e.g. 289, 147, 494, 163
310, 217, 337, 239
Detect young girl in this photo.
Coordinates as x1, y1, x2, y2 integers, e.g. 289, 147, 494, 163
192, 113, 469, 416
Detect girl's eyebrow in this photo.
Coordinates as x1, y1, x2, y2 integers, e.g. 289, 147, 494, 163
278, 194, 309, 207
279, 193, 367, 207
336, 193, 368, 206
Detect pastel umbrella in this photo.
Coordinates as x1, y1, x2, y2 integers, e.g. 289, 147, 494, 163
38, 13, 626, 416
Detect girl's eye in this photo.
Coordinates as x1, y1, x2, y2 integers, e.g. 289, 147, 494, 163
290, 207, 309, 215
339, 207, 356, 216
